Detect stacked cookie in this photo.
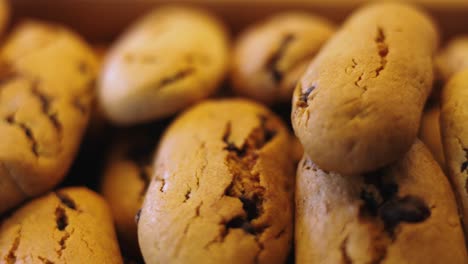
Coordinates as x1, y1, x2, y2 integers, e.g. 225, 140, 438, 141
0, 1, 468, 263
292, 2, 468, 263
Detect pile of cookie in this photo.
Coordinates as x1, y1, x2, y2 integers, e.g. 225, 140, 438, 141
0, 1, 467, 263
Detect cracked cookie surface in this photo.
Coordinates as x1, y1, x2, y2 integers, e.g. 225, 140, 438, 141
99, 6, 229, 125
231, 12, 334, 105
291, 2, 438, 175
138, 99, 295, 264
101, 124, 164, 259
295, 140, 467, 264
0, 187, 123, 263
440, 68, 468, 237
0, 21, 98, 214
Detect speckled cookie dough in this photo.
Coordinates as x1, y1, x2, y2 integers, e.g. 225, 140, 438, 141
231, 12, 334, 104
99, 6, 229, 125
138, 99, 295, 264
0, 21, 98, 214
291, 2, 438, 175
440, 68, 468, 237
296, 140, 467, 264
436, 36, 468, 81
101, 126, 163, 259
0, 187, 123, 263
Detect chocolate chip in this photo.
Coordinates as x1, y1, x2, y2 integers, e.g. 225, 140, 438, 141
360, 189, 380, 216
225, 217, 256, 235
379, 195, 430, 231
55, 207, 68, 231
296, 85, 315, 107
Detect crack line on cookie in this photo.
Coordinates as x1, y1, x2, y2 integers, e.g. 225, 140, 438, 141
4, 225, 21, 264
30, 82, 62, 134
6, 115, 39, 156
296, 85, 316, 108
221, 115, 277, 237
374, 27, 388, 77
265, 33, 296, 83
340, 236, 352, 264
38, 256, 55, 264
158, 68, 195, 89
173, 201, 203, 258
56, 192, 78, 211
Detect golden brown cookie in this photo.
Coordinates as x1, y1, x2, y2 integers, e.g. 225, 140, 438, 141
0, 187, 123, 263
295, 140, 467, 263
436, 36, 468, 81
291, 2, 438, 175
99, 6, 229, 125
419, 104, 445, 168
440, 68, 468, 236
101, 126, 162, 259
138, 99, 295, 264
231, 12, 334, 104
0, 21, 98, 214
0, 0, 8, 36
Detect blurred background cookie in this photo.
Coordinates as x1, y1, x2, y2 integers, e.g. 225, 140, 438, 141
231, 12, 334, 105
99, 6, 230, 125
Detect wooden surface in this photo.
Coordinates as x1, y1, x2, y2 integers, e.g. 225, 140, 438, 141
9, 0, 468, 42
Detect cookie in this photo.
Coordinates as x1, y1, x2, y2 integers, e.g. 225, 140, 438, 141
0, 21, 98, 214
440, 68, 468, 236
0, 187, 123, 263
436, 36, 468, 81
291, 2, 438, 175
419, 104, 445, 168
0, 0, 8, 36
295, 140, 467, 263
138, 99, 295, 264
99, 6, 229, 125
101, 125, 163, 259
231, 12, 334, 104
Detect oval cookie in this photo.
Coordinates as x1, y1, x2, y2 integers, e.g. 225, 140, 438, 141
436, 36, 468, 81
101, 125, 162, 259
0, 187, 123, 263
440, 68, 468, 236
138, 99, 294, 264
99, 6, 229, 125
295, 140, 467, 263
0, 21, 98, 214
231, 12, 334, 104
291, 2, 438, 175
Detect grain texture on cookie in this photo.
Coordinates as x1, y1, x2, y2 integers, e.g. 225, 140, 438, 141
231, 12, 334, 104
138, 99, 295, 264
295, 140, 467, 264
101, 126, 162, 259
0, 187, 123, 263
436, 36, 468, 81
291, 2, 438, 175
419, 104, 445, 168
0, 21, 98, 214
99, 6, 229, 125
440, 69, 468, 236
